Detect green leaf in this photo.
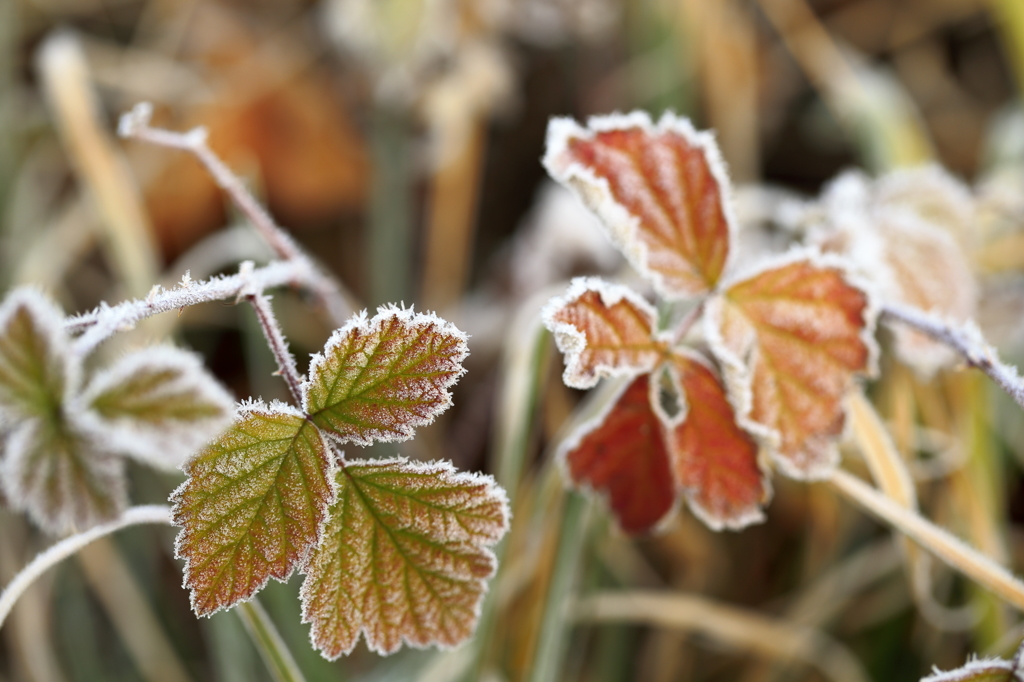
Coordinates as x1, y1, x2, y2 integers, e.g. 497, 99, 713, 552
1, 416, 126, 535
77, 347, 234, 470
171, 402, 335, 616
920, 658, 1021, 681
303, 307, 469, 446
0, 288, 70, 425
300, 458, 510, 658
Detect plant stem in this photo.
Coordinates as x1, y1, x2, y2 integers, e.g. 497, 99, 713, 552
246, 292, 304, 404
67, 260, 307, 355
368, 106, 415, 308
236, 599, 308, 682
0, 505, 172, 629
527, 492, 590, 682
118, 102, 352, 326
882, 302, 1024, 412
827, 469, 1024, 612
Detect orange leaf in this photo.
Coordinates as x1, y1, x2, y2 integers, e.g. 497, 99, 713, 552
667, 350, 768, 530
561, 375, 676, 533
544, 112, 734, 298
544, 278, 666, 389
706, 254, 876, 478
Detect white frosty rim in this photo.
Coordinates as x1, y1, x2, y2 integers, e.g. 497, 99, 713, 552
541, 276, 663, 390
542, 111, 739, 301
703, 246, 881, 481
298, 456, 511, 658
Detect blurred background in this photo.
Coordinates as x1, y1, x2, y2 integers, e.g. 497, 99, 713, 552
1, 0, 1024, 680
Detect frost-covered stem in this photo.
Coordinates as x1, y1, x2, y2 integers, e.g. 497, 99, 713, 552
237, 599, 308, 682
828, 469, 1024, 612
246, 292, 304, 404
0, 505, 172, 629
118, 102, 350, 326
67, 260, 307, 356
882, 302, 1024, 412
671, 300, 706, 345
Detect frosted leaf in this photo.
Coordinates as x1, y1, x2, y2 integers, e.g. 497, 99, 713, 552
171, 402, 335, 616
77, 347, 234, 470
300, 458, 509, 658
706, 252, 877, 479
559, 375, 677, 534
811, 167, 977, 377
543, 111, 735, 299
667, 350, 769, 531
1, 417, 126, 536
303, 307, 468, 446
920, 657, 1020, 681
0, 288, 72, 423
543, 277, 667, 389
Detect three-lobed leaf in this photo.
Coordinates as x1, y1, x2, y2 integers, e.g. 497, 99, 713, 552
544, 112, 734, 299
171, 402, 334, 616
300, 458, 509, 658
303, 307, 469, 446
706, 255, 876, 479
544, 277, 666, 389
78, 347, 234, 470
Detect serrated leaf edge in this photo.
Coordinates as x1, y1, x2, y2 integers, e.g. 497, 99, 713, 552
299, 456, 511, 657
543, 111, 739, 300
920, 656, 1020, 682
541, 276, 667, 390
301, 305, 470, 445
73, 346, 234, 471
170, 399, 337, 617
703, 246, 881, 480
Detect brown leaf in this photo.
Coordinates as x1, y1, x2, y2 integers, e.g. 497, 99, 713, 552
544, 112, 734, 298
561, 375, 676, 533
706, 254, 876, 478
543, 277, 667, 389
667, 350, 769, 530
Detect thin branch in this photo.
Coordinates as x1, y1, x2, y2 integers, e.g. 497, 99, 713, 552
882, 302, 1024, 411
828, 469, 1024, 613
573, 591, 870, 682
246, 291, 304, 404
67, 260, 309, 357
118, 102, 352, 327
0, 505, 172, 629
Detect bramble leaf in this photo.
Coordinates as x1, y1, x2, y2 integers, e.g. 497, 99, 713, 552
1, 417, 126, 535
300, 458, 509, 658
0, 288, 70, 423
543, 112, 734, 299
77, 347, 234, 470
171, 402, 334, 616
303, 307, 468, 445
543, 277, 666, 389
561, 375, 676, 534
920, 658, 1021, 682
668, 350, 769, 530
706, 254, 876, 479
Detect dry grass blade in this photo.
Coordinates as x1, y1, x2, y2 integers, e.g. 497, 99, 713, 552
573, 590, 871, 682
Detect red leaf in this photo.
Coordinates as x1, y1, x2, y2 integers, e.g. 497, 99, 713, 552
544, 112, 733, 298
543, 278, 666, 389
667, 350, 768, 530
561, 375, 675, 533
707, 254, 876, 478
